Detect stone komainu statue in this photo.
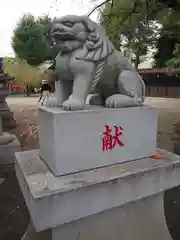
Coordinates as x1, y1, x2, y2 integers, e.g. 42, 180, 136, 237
48, 15, 145, 110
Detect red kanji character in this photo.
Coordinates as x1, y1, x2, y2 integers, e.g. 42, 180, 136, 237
102, 125, 124, 152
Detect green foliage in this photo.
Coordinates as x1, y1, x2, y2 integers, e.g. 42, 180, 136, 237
152, 7, 180, 67
100, 0, 160, 68
96, 0, 180, 68
166, 43, 180, 68
12, 14, 53, 66
11, 0, 180, 69
123, 21, 160, 68
156, 0, 180, 8
153, 34, 178, 67
100, 0, 136, 49
3, 57, 49, 88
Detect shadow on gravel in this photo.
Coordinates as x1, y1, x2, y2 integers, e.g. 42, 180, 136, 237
0, 164, 29, 240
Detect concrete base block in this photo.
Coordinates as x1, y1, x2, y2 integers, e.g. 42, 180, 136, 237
15, 148, 180, 236
39, 105, 157, 176
0, 135, 20, 164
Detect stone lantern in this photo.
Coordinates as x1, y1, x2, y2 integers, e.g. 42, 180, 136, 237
0, 115, 20, 164
0, 57, 16, 129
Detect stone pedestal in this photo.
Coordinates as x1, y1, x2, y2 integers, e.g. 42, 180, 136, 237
39, 105, 157, 176
15, 149, 179, 240
14, 105, 179, 239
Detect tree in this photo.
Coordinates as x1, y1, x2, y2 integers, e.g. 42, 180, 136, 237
3, 57, 48, 88
122, 20, 160, 68
99, 0, 160, 68
153, 35, 178, 67
12, 0, 180, 68
153, 8, 180, 67
165, 43, 180, 68
90, 0, 180, 18
12, 14, 53, 66
90, 0, 180, 68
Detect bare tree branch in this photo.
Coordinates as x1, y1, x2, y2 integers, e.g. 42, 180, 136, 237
88, 0, 111, 16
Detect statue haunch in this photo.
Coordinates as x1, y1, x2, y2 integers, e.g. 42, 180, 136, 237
47, 15, 145, 110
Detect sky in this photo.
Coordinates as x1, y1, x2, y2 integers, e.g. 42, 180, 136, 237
0, 0, 151, 67
0, 0, 99, 57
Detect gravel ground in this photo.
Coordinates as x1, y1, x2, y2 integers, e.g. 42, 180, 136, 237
0, 97, 39, 240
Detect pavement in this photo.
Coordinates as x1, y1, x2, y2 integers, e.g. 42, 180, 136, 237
7, 95, 39, 106
6, 95, 180, 110
145, 97, 180, 110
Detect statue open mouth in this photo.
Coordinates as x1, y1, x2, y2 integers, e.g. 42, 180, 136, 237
52, 31, 77, 41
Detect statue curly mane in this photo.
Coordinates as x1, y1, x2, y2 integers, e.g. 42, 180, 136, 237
77, 16, 115, 62
79, 17, 115, 90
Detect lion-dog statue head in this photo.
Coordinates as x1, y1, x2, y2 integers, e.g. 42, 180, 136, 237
51, 15, 115, 62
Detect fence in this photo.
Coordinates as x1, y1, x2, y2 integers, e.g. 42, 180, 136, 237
146, 86, 180, 98
139, 68, 180, 98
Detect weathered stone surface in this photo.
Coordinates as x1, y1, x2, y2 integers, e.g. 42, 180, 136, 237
0, 178, 4, 185
0, 110, 16, 130
0, 109, 16, 130
52, 193, 172, 240
0, 136, 20, 164
39, 105, 157, 176
22, 193, 172, 240
0, 57, 16, 129
15, 148, 180, 232
0, 132, 14, 144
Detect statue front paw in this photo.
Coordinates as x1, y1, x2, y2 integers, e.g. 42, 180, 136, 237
105, 94, 140, 108
46, 96, 63, 107
62, 98, 85, 111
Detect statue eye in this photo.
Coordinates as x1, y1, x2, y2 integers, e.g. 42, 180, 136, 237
63, 21, 73, 27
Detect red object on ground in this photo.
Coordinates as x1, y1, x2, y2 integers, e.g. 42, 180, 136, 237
151, 154, 161, 160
